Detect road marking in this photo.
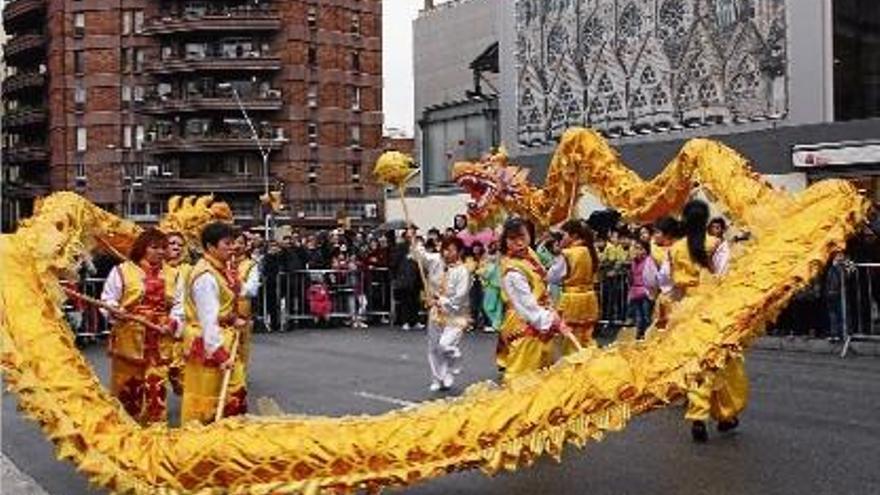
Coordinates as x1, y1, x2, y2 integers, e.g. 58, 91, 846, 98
354, 391, 416, 408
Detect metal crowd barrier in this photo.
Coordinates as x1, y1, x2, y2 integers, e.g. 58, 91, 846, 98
841, 263, 880, 357
62, 277, 110, 341
598, 271, 631, 328
258, 268, 395, 331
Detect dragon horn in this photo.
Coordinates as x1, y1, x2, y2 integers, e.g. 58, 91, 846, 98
167, 195, 182, 213
195, 195, 213, 210
182, 196, 196, 209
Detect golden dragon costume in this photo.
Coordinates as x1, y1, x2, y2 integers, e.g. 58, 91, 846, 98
0, 129, 868, 494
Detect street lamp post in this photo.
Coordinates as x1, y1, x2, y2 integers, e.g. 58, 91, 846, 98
218, 82, 274, 331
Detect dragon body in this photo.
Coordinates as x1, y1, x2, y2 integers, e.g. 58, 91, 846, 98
0, 129, 868, 494
453, 128, 792, 233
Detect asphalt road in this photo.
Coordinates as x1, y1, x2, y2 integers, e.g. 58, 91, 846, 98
3, 327, 880, 495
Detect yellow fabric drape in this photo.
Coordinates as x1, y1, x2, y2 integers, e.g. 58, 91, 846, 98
557, 245, 599, 354
0, 128, 870, 494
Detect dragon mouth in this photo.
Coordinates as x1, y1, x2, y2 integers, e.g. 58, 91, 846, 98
456, 174, 498, 216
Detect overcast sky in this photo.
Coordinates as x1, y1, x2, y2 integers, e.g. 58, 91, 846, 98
382, 0, 422, 137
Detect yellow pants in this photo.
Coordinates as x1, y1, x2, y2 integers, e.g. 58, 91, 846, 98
110, 357, 168, 425
180, 357, 247, 425
685, 357, 749, 422
502, 337, 554, 381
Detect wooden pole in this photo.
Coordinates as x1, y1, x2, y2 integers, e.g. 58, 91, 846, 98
397, 185, 432, 299
214, 330, 241, 422
564, 331, 584, 352
62, 287, 165, 333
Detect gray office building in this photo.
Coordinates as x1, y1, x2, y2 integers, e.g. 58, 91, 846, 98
414, 0, 880, 203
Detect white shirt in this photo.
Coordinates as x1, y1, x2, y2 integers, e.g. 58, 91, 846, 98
547, 255, 568, 285
240, 260, 261, 298
412, 245, 472, 324
502, 269, 556, 332
189, 272, 224, 355
100, 263, 184, 337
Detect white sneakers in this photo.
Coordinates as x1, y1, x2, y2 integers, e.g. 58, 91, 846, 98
415, 322, 426, 329
401, 323, 411, 331
429, 376, 455, 392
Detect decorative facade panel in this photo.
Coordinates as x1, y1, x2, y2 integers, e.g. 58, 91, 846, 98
515, 0, 788, 146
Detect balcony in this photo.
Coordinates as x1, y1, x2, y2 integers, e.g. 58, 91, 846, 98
149, 175, 279, 194
3, 33, 46, 63
2, 71, 46, 97
146, 133, 286, 154
145, 55, 281, 75
140, 93, 282, 115
3, 107, 47, 129
3, 144, 48, 164
3, 0, 45, 32
144, 8, 281, 35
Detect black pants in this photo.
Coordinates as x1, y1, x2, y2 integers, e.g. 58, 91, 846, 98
397, 288, 422, 326
470, 279, 486, 329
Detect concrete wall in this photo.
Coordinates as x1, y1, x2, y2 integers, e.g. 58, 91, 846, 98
498, 0, 839, 176
413, 0, 499, 173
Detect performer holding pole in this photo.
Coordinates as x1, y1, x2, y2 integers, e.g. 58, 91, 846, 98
497, 218, 575, 380
547, 219, 600, 355
179, 222, 249, 424
667, 200, 746, 442
99, 228, 182, 425
411, 235, 471, 392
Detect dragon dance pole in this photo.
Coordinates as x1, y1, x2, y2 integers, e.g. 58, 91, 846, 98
397, 184, 431, 299
214, 329, 241, 422
62, 287, 165, 333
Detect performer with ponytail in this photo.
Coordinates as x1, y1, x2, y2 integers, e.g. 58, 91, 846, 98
547, 219, 600, 354
498, 218, 573, 379
668, 200, 746, 442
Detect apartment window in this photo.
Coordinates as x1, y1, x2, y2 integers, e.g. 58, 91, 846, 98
76, 127, 87, 151
307, 123, 318, 143
307, 165, 318, 185
74, 13, 85, 37
350, 124, 360, 146
351, 51, 360, 72
133, 10, 144, 34
122, 11, 132, 35
307, 7, 317, 30
135, 125, 144, 150
351, 86, 361, 110
74, 82, 86, 106
235, 155, 250, 175
307, 45, 317, 66
122, 47, 133, 72
351, 14, 360, 35
121, 84, 132, 105
351, 163, 361, 182
133, 85, 145, 102
123, 125, 133, 148
307, 83, 318, 107
134, 48, 144, 73
75, 162, 86, 179
74, 51, 85, 74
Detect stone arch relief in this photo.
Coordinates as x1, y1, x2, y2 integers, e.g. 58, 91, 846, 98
515, 0, 788, 147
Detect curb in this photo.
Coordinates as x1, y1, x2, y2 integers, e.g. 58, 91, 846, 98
754, 336, 880, 357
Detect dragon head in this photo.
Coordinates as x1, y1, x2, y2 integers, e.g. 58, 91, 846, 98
452, 147, 531, 229
159, 195, 234, 254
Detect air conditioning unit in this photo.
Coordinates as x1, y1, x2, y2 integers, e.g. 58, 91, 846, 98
308, 99, 317, 108
146, 165, 160, 176
266, 89, 281, 99
161, 170, 173, 177
309, 141, 318, 149
364, 203, 377, 219
297, 211, 305, 218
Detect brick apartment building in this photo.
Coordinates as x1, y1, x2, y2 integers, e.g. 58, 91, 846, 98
1, 0, 384, 232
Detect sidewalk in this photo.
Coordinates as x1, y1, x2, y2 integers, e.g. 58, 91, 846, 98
755, 335, 880, 357
1, 454, 49, 495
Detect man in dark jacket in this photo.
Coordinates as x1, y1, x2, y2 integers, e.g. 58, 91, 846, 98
391, 228, 424, 330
